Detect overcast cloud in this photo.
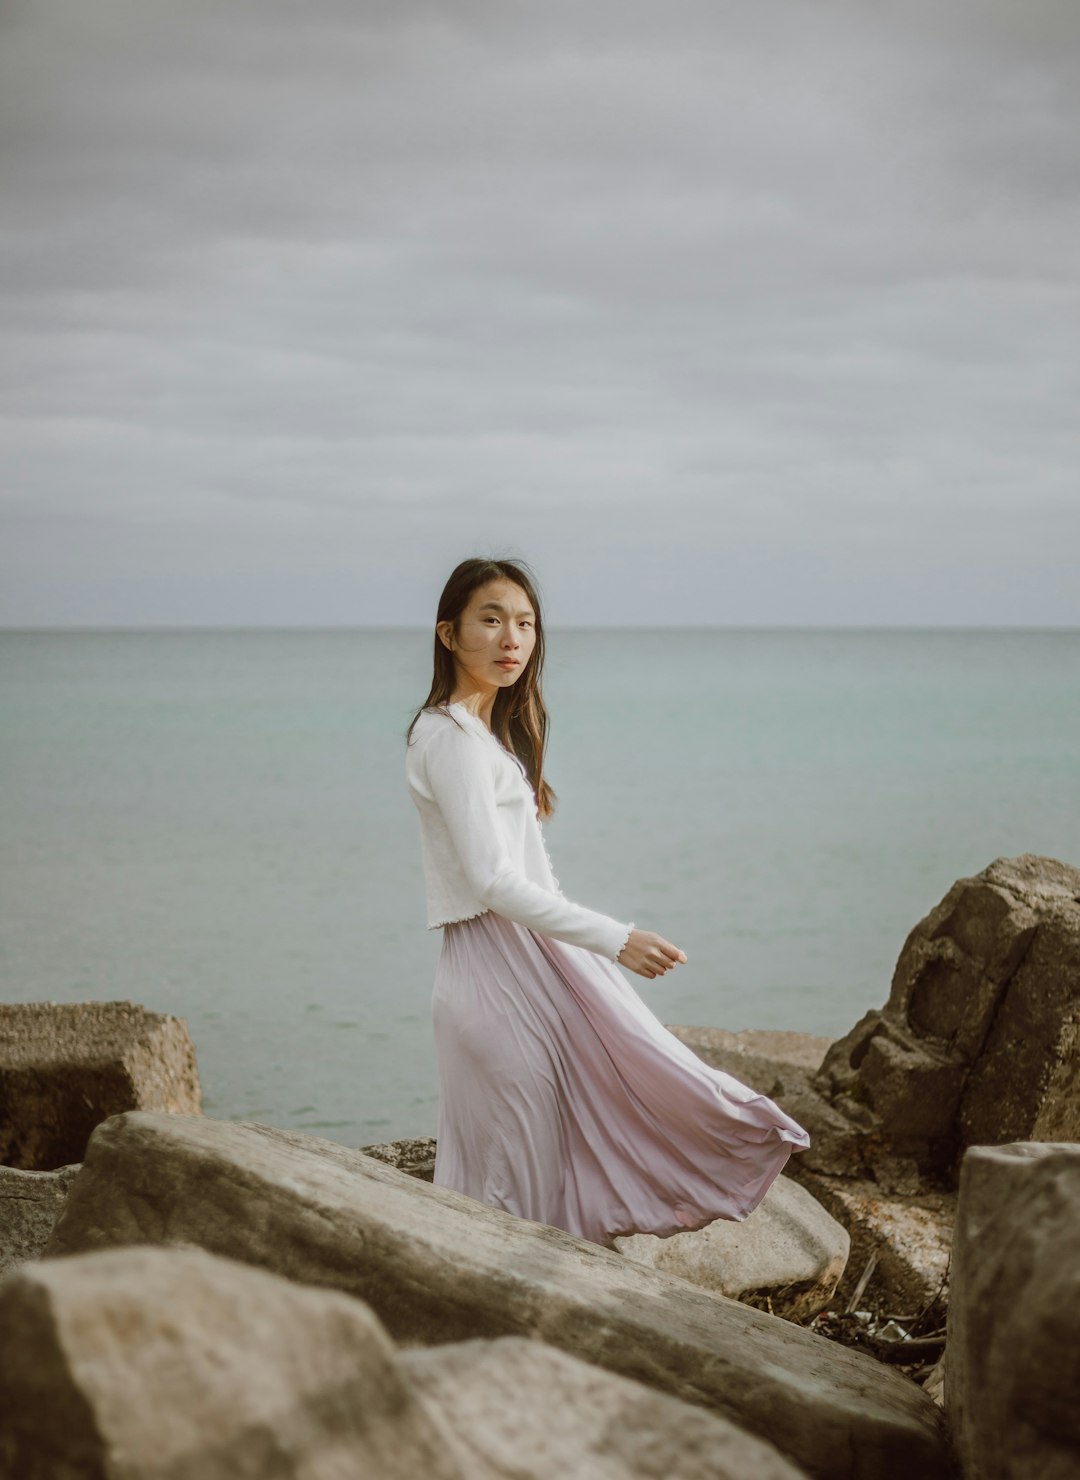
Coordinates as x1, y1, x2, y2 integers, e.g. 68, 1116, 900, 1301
1, 0, 1077, 626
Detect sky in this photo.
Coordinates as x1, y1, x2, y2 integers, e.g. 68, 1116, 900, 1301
1, 0, 1078, 628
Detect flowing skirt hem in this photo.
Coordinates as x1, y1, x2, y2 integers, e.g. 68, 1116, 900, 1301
431, 909, 812, 1248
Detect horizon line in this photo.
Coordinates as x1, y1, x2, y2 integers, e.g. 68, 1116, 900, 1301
2, 623, 1078, 635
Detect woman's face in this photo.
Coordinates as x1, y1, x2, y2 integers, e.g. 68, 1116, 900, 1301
441, 578, 537, 695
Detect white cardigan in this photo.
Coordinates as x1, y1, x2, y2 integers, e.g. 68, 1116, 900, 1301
405, 701, 635, 962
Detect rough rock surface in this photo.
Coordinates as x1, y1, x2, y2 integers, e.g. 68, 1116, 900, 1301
0, 1000, 201, 1169
401, 1334, 810, 1479
663, 1028, 836, 1082
948, 1141, 1080, 1480
792, 1171, 954, 1316
45, 1110, 954, 1480
615, 1172, 849, 1323
0, 1238, 809, 1480
0, 1163, 81, 1275
360, 1134, 437, 1180
676, 858, 1080, 1192
0, 1243, 465, 1480
813, 855, 1080, 1181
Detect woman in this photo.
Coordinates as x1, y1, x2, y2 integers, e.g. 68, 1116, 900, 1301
405, 556, 810, 1248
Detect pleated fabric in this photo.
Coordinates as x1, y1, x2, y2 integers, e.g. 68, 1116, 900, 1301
431, 909, 812, 1248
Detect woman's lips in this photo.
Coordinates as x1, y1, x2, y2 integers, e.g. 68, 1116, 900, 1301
495, 659, 519, 668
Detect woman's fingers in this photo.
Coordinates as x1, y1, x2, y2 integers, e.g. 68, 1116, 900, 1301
620, 930, 687, 978
655, 940, 687, 967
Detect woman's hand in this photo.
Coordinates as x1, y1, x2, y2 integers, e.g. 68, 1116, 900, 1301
616, 928, 687, 979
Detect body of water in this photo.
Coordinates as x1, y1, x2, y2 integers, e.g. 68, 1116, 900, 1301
2, 628, 1077, 1145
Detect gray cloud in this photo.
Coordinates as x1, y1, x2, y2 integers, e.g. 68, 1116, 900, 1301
1, 0, 1078, 625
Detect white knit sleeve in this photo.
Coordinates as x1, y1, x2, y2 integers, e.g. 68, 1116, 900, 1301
421, 717, 634, 962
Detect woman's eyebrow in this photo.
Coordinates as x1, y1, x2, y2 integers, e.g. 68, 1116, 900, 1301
478, 601, 535, 616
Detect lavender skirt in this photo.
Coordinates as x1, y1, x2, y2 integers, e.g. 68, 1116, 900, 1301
431, 910, 811, 1248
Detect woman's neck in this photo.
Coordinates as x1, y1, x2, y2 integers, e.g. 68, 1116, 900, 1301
448, 692, 496, 731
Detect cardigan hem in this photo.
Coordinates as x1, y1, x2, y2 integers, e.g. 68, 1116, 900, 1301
428, 907, 492, 929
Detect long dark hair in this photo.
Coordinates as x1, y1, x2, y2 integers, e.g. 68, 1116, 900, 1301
405, 556, 558, 820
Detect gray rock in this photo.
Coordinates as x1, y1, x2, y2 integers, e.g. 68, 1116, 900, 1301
947, 1141, 1080, 1480
614, 1173, 849, 1323
0, 999, 201, 1169
402, 1334, 810, 1479
0, 1163, 81, 1275
0, 1242, 465, 1480
45, 1110, 954, 1480
813, 855, 1080, 1181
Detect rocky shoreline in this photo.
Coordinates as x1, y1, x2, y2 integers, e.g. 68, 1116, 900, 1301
1, 852, 1078, 1478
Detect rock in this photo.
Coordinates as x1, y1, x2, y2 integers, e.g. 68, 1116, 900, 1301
663, 1028, 837, 1082
0, 1000, 201, 1169
45, 1110, 955, 1480
360, 1135, 437, 1180
0, 1163, 81, 1275
947, 1141, 1080, 1480
0, 1241, 809, 1480
359, 1137, 847, 1323
364, 1136, 848, 1323
359, 1133, 847, 1324
792, 1171, 954, 1317
812, 855, 1080, 1181
614, 1173, 849, 1323
0, 1242, 465, 1480
401, 1334, 810, 1479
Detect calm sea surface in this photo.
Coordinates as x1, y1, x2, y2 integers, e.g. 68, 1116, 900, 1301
2, 628, 1077, 1145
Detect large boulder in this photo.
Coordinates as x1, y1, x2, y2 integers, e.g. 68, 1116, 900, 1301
44, 1111, 955, 1480
401, 1334, 809, 1479
0, 1163, 81, 1275
812, 856, 1080, 1181
947, 1141, 1080, 1480
0, 1243, 465, 1480
0, 1000, 201, 1169
614, 1173, 849, 1323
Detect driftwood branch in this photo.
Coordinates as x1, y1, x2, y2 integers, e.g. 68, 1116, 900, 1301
844, 1250, 879, 1314
869, 1333, 947, 1364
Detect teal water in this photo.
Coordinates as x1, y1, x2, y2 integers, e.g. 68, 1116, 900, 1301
2, 629, 1077, 1145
